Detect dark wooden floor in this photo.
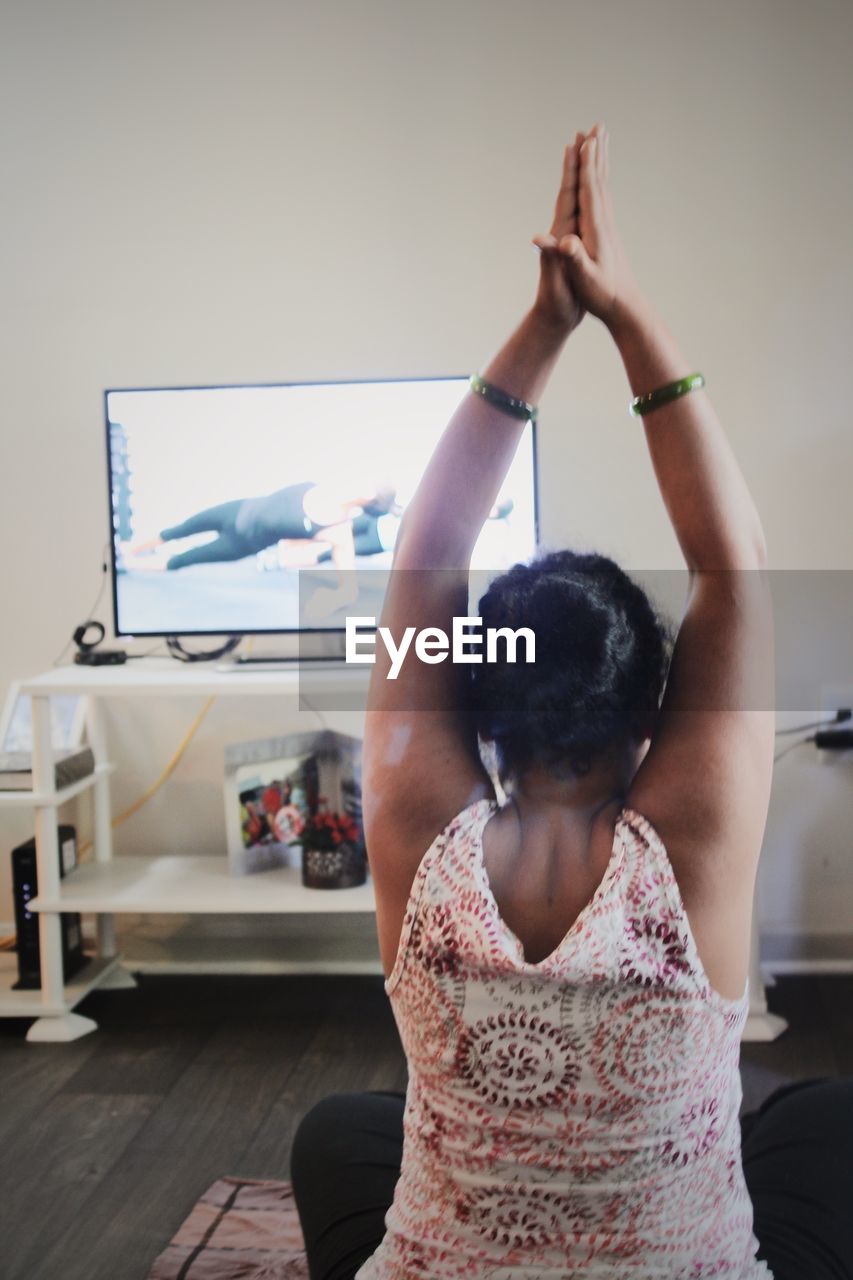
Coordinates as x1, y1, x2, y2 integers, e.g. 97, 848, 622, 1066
0, 973, 850, 1280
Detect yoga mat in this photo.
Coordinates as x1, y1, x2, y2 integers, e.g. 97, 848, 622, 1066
148, 1177, 309, 1279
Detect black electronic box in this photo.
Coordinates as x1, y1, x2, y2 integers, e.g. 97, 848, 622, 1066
11, 825, 86, 989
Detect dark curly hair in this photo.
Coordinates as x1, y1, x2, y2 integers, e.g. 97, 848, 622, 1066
470, 550, 675, 779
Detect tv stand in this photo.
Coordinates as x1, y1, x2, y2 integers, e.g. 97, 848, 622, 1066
1, 659, 375, 1040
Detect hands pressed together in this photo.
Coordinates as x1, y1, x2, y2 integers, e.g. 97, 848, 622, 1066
532, 123, 643, 337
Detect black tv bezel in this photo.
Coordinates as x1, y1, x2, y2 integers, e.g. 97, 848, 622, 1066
105, 375, 541, 639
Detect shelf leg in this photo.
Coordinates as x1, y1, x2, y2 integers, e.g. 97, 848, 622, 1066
35, 911, 67, 1013
27, 1011, 98, 1043
96, 914, 118, 960
85, 695, 117, 960
32, 697, 72, 1030
743, 891, 788, 1043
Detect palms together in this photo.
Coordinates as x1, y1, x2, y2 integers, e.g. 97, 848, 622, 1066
534, 123, 639, 331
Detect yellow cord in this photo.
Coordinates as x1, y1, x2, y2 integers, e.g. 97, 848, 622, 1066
77, 695, 216, 858
76, 636, 254, 858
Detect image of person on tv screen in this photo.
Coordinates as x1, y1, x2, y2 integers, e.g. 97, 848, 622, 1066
124, 478, 397, 622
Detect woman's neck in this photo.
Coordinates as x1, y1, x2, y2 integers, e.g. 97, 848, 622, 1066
508, 738, 644, 820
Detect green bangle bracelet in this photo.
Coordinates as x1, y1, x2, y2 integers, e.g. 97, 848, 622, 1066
630, 372, 706, 418
470, 374, 538, 422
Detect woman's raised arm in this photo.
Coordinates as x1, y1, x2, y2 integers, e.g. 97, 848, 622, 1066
557, 127, 774, 1001
389, 132, 588, 574
363, 132, 590, 889
557, 127, 766, 573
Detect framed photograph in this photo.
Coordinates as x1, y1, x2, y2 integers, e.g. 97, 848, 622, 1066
223, 729, 364, 876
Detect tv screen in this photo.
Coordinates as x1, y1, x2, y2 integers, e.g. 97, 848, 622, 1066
106, 378, 539, 636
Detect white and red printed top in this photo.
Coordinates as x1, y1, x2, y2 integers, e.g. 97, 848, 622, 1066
355, 798, 772, 1280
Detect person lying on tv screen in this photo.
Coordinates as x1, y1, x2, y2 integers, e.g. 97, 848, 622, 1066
122, 478, 397, 621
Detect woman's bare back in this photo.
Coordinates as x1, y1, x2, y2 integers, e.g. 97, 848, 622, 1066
481, 797, 625, 966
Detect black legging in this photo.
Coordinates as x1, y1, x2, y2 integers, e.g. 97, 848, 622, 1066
159, 482, 324, 570
290, 1077, 853, 1280
159, 499, 266, 569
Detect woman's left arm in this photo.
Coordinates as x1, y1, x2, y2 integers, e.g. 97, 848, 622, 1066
364, 132, 589, 872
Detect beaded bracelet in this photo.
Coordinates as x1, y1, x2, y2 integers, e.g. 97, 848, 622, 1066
469, 374, 539, 423
630, 372, 706, 418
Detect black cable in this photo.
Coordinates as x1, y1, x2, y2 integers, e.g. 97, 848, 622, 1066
775, 710, 851, 737
51, 541, 111, 668
165, 635, 244, 664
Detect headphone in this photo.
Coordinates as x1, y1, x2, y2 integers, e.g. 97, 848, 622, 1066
73, 620, 106, 654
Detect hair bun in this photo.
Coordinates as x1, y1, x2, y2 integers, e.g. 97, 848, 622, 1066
529, 576, 610, 677
471, 549, 674, 778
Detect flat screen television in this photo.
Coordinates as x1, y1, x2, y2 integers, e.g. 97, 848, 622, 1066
106, 378, 539, 637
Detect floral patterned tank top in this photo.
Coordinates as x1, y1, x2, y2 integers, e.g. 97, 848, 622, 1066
354, 798, 772, 1280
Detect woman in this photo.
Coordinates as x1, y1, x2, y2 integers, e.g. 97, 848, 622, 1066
290, 128, 853, 1278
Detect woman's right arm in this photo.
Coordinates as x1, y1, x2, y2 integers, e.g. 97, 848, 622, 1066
559, 127, 775, 998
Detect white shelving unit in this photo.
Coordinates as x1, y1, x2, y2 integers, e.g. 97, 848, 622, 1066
1, 660, 377, 1041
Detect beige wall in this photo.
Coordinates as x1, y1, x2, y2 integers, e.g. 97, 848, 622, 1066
1, 0, 852, 941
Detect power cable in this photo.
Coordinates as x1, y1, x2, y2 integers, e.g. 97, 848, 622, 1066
50, 541, 111, 667
775, 710, 850, 737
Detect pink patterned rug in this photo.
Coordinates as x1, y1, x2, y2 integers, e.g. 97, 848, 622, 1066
149, 1177, 309, 1279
